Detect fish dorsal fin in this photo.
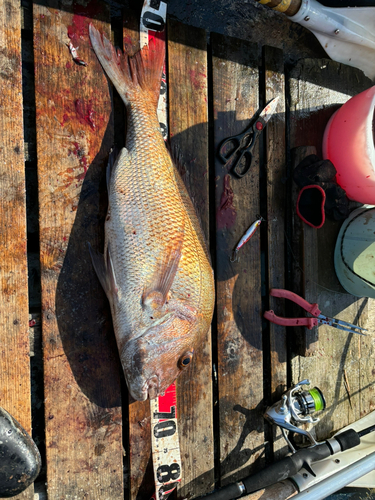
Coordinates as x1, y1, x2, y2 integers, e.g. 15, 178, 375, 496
89, 23, 164, 111
89, 242, 118, 299
143, 231, 184, 311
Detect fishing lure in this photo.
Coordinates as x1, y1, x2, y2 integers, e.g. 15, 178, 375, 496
66, 42, 88, 66
230, 216, 264, 262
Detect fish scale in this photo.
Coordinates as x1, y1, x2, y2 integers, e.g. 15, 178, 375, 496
89, 24, 215, 401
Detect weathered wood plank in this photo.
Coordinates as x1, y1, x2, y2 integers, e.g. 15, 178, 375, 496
167, 19, 214, 499
263, 45, 287, 459
212, 32, 265, 485
242, 480, 298, 499
33, 2, 123, 497
128, 398, 152, 500
122, 10, 154, 500
123, 5, 140, 56
0, 0, 33, 498
291, 146, 319, 356
289, 58, 375, 438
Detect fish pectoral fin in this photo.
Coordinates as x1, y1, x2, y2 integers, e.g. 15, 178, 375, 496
142, 234, 184, 311
89, 242, 118, 299
168, 299, 199, 324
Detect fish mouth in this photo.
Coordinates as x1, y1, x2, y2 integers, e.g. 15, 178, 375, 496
145, 375, 160, 400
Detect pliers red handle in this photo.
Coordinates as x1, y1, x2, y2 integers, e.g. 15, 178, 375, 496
264, 289, 321, 330
264, 288, 367, 335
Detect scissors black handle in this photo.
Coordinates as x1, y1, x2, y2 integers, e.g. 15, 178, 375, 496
218, 133, 245, 164
218, 118, 264, 178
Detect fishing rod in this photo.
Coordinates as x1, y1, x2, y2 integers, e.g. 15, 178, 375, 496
198, 427, 375, 499
196, 381, 375, 500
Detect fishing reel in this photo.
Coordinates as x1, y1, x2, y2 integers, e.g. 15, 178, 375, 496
264, 379, 326, 452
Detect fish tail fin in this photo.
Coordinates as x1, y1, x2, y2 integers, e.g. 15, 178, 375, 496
89, 23, 164, 110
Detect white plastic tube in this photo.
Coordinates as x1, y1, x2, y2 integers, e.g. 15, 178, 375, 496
290, 0, 375, 48
289, 0, 375, 79
292, 451, 375, 500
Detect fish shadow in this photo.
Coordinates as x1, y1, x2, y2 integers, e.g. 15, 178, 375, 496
175, 402, 266, 498
55, 113, 122, 409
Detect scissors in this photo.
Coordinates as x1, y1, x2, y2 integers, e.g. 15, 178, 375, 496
218, 96, 280, 178
264, 288, 367, 335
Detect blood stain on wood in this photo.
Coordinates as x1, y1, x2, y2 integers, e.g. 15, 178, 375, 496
74, 98, 96, 130
67, 0, 104, 44
216, 174, 237, 230
189, 68, 206, 92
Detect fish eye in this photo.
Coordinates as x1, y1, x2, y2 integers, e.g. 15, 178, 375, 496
178, 351, 194, 369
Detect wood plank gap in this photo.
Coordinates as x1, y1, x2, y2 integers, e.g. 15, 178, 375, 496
262, 45, 288, 460
206, 35, 221, 492
291, 147, 319, 356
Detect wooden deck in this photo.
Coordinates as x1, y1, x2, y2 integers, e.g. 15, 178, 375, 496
1, 0, 374, 499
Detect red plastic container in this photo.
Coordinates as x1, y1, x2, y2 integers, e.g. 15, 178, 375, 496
323, 86, 375, 204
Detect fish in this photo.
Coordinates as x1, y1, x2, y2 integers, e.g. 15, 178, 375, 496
88, 24, 215, 401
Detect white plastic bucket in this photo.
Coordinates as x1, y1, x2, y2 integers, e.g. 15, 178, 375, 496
334, 206, 375, 298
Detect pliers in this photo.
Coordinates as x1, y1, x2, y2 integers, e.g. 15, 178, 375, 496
264, 289, 367, 335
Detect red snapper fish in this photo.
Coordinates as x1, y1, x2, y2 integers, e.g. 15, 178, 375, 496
88, 24, 215, 401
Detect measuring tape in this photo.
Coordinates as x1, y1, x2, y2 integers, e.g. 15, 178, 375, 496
139, 3, 182, 499
150, 384, 181, 499
140, 0, 168, 140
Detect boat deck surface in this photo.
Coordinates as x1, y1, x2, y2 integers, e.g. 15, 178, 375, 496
1, 1, 374, 498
